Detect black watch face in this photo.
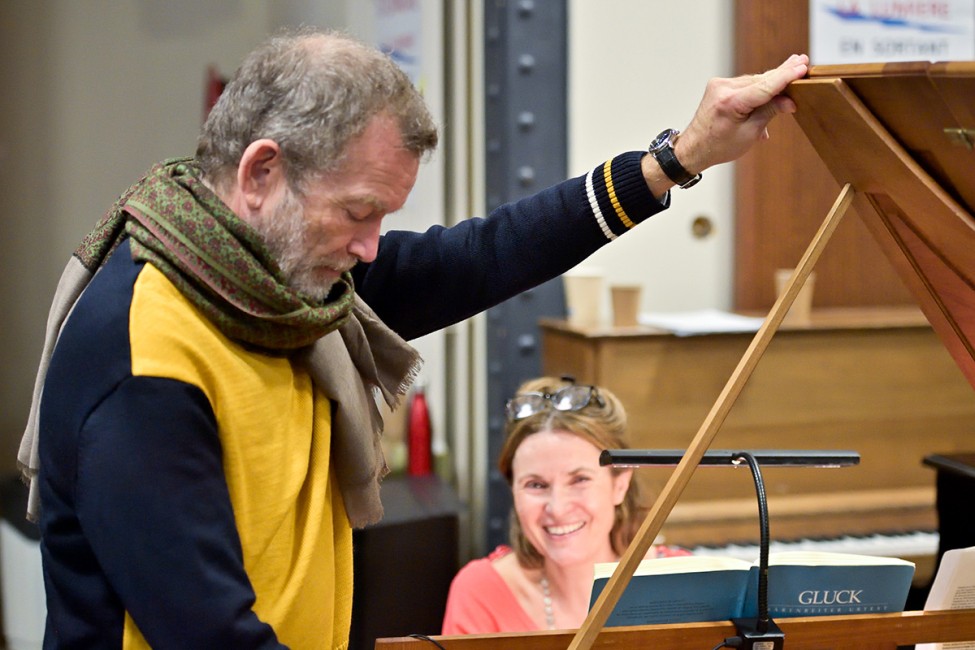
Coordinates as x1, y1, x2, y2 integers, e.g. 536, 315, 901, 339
650, 129, 676, 153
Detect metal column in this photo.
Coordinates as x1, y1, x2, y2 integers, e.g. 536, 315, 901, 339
483, 0, 568, 551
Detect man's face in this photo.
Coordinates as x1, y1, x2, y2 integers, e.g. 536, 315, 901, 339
252, 113, 420, 301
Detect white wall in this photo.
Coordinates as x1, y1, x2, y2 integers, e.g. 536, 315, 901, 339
568, 0, 735, 314
0, 1, 273, 474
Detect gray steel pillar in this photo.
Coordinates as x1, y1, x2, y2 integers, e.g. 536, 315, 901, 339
483, 0, 568, 551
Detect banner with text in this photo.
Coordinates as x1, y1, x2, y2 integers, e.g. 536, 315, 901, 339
810, 1, 975, 64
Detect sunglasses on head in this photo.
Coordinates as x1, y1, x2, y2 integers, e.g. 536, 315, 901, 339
505, 376, 605, 421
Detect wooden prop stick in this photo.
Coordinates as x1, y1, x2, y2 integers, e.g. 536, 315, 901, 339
568, 183, 856, 650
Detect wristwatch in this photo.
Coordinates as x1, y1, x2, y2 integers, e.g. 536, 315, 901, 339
648, 129, 702, 189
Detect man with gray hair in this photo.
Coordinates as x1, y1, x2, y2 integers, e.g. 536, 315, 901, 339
19, 27, 807, 649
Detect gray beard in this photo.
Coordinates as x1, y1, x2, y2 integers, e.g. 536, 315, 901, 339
251, 187, 336, 303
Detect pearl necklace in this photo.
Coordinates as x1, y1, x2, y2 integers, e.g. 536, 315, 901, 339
539, 574, 555, 630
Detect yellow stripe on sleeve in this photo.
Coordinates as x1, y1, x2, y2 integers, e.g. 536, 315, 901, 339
602, 159, 636, 230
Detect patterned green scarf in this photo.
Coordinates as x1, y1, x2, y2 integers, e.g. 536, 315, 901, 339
20, 158, 420, 528
79, 157, 355, 349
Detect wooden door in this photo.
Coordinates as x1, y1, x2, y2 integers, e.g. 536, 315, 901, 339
733, 0, 915, 311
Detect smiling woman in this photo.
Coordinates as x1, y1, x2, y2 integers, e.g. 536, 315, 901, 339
441, 377, 690, 634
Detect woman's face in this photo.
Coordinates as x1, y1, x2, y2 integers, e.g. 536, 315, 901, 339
511, 429, 632, 569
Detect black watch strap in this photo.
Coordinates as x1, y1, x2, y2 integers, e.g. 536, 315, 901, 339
648, 129, 702, 189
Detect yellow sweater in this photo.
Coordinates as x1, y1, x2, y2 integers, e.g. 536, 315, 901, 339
129, 264, 353, 648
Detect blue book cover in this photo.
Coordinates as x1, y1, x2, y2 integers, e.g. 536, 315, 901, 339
591, 552, 915, 627
590, 556, 752, 627
740, 551, 916, 618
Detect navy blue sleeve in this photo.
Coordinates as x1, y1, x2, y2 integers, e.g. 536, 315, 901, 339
75, 376, 285, 649
352, 157, 667, 340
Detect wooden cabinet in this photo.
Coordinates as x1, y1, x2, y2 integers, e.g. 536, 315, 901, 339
350, 476, 461, 648
539, 309, 975, 555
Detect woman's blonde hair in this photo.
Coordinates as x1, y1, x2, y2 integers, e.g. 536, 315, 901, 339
498, 376, 647, 569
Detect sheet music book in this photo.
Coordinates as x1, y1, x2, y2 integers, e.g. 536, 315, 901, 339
919, 546, 975, 650
590, 551, 915, 627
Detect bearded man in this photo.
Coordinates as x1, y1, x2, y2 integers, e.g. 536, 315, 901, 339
19, 27, 807, 649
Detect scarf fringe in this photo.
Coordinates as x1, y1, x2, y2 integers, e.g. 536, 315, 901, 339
392, 358, 424, 410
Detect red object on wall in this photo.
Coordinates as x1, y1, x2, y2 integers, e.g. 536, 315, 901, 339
204, 65, 226, 122
407, 385, 432, 476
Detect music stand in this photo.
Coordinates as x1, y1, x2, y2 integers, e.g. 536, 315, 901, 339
601, 449, 861, 649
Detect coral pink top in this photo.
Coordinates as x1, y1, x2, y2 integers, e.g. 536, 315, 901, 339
441, 544, 690, 634
442, 546, 534, 634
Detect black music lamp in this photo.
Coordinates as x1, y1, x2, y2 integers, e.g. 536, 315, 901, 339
600, 449, 861, 650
